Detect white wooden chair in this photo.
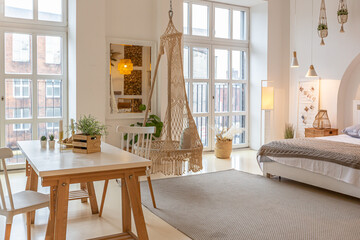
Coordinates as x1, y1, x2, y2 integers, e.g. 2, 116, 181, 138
99, 126, 157, 217
0, 148, 49, 240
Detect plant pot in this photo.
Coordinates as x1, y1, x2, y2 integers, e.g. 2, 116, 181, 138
215, 139, 232, 159
318, 29, 328, 38
338, 14, 348, 24
41, 140, 47, 148
48, 140, 55, 149
73, 134, 101, 154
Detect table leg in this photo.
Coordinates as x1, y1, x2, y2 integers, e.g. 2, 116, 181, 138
86, 182, 99, 214
121, 179, 131, 233
125, 173, 149, 240
26, 164, 38, 224
80, 183, 88, 203
54, 178, 70, 240
45, 186, 57, 240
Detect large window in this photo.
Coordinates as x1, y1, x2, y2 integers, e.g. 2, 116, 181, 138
184, 1, 249, 150
0, 0, 67, 167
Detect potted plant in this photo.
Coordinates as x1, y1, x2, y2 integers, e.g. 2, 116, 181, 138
48, 134, 55, 149
284, 123, 295, 139
317, 23, 328, 45
73, 115, 108, 154
214, 126, 244, 159
337, 8, 348, 32
317, 24, 328, 36
40, 136, 47, 148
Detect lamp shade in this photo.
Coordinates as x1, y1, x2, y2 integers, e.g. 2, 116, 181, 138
291, 51, 299, 68
118, 59, 133, 75
306, 64, 318, 77
261, 86, 274, 110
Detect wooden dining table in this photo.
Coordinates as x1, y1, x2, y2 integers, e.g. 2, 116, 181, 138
18, 140, 151, 240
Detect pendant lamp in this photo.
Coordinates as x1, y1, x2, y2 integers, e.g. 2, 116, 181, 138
291, 0, 300, 68
306, 0, 318, 78
306, 65, 318, 77
291, 51, 299, 68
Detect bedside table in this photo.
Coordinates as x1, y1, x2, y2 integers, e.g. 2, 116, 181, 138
305, 128, 338, 138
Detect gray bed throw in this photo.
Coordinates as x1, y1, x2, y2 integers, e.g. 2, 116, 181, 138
258, 138, 360, 170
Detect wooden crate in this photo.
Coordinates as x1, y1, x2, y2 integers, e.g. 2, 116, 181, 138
305, 128, 338, 138
73, 134, 101, 154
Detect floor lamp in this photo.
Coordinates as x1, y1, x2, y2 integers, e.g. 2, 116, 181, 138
260, 80, 274, 146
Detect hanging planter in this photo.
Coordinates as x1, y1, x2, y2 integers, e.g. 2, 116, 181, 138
337, 0, 348, 33
317, 24, 328, 46
317, 0, 328, 46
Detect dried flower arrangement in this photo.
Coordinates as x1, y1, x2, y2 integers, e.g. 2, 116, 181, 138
216, 126, 244, 142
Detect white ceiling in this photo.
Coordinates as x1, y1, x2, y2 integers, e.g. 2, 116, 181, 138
208, 0, 267, 7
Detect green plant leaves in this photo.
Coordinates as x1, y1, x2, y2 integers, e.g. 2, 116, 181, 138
76, 115, 108, 136
123, 114, 163, 145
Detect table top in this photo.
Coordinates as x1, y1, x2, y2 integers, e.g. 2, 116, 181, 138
17, 140, 151, 177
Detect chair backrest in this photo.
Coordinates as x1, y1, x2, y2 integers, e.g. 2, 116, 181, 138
0, 148, 14, 211
116, 126, 155, 159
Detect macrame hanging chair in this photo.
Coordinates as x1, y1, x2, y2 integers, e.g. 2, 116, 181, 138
141, 3, 203, 176
318, 0, 328, 46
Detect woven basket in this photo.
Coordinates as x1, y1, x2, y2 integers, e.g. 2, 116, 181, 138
215, 140, 232, 159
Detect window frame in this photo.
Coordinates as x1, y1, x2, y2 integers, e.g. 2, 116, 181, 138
45, 80, 61, 98
184, 1, 250, 150
13, 123, 31, 131
13, 79, 30, 98
184, 1, 249, 47
12, 33, 31, 62
0, 0, 67, 27
0, 28, 67, 169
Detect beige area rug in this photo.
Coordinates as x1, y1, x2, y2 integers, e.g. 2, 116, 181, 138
140, 170, 360, 240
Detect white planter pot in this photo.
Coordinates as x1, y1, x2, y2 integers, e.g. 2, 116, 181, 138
338, 14, 348, 24
41, 141, 47, 148
49, 140, 55, 149
318, 29, 328, 38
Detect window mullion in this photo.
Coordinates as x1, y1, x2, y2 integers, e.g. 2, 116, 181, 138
32, 33, 38, 139
34, 0, 38, 21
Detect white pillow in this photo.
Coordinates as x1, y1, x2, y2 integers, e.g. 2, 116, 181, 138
343, 124, 360, 138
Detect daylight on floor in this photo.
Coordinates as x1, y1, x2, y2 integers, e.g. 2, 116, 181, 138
0, 0, 359, 239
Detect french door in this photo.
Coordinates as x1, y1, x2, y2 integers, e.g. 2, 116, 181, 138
184, 44, 248, 150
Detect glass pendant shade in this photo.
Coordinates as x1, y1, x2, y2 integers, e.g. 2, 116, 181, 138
291, 51, 299, 68
118, 59, 133, 75
306, 64, 318, 77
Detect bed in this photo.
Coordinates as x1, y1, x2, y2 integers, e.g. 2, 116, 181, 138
258, 101, 360, 199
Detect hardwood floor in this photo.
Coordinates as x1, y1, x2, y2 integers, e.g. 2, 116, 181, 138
0, 149, 260, 240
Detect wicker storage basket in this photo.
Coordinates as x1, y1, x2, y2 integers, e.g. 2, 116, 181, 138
215, 140, 232, 159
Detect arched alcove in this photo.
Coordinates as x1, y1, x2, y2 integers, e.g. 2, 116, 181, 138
337, 53, 360, 130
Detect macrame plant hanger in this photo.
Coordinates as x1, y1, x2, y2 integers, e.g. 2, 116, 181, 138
337, 0, 348, 33
318, 0, 328, 46
142, 0, 203, 175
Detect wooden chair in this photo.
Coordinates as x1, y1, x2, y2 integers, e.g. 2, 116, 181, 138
0, 148, 49, 240
99, 126, 157, 217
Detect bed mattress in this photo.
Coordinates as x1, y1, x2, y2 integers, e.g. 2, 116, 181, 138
262, 134, 360, 188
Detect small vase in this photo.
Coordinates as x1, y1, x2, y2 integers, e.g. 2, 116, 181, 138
49, 140, 55, 149
41, 140, 47, 148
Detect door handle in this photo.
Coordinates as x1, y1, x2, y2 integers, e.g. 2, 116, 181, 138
1, 96, 4, 101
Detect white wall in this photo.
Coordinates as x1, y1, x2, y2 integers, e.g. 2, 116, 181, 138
68, 0, 106, 123
249, 2, 268, 149
289, 0, 360, 130
267, 0, 290, 141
